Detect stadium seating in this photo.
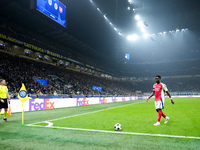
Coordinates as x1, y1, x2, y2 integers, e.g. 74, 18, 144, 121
0, 52, 134, 96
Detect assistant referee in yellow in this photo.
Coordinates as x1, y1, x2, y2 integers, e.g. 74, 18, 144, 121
0, 79, 11, 122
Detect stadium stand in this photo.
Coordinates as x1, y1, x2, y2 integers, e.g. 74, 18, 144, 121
0, 51, 134, 97
0, 11, 200, 97
1, 51, 200, 98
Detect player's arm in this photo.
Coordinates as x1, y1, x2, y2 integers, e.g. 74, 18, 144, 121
146, 90, 155, 102
0, 97, 4, 103
7, 92, 11, 103
166, 91, 174, 104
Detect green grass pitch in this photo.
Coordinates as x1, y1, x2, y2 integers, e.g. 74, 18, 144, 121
0, 97, 200, 150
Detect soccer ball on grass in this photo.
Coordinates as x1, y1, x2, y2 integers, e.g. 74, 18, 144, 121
114, 123, 122, 131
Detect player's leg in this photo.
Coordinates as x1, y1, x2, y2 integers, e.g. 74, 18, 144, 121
4, 108, 8, 122
154, 101, 161, 125
160, 99, 170, 123
0, 100, 3, 123
161, 98, 166, 118
0, 109, 1, 123
157, 109, 162, 121
3, 99, 8, 122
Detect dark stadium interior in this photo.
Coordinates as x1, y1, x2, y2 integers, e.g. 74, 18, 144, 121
0, 0, 200, 96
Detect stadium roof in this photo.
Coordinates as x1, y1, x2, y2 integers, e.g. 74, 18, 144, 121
0, 0, 200, 77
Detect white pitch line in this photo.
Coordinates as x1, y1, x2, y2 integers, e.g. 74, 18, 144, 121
27, 100, 146, 126
26, 124, 200, 140
44, 121, 54, 127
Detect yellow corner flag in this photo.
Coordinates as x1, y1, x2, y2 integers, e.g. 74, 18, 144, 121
18, 83, 29, 126
18, 83, 29, 103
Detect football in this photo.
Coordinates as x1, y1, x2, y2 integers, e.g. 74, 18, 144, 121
114, 123, 122, 131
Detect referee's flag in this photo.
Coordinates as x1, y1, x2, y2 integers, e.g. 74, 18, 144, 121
8, 104, 11, 117
18, 83, 29, 103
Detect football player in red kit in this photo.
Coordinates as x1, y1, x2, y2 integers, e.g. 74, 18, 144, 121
146, 75, 175, 126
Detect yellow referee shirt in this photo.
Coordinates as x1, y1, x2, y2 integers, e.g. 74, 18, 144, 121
0, 85, 8, 99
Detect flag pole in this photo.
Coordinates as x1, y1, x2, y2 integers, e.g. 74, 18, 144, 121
22, 102, 24, 126
18, 83, 29, 126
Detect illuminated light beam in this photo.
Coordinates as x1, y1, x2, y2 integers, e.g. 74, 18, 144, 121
143, 33, 150, 38
103, 15, 108, 20
137, 21, 143, 27
141, 28, 145, 33
97, 8, 100, 11
114, 27, 118, 31
127, 34, 139, 41
118, 32, 122, 35
135, 15, 140, 20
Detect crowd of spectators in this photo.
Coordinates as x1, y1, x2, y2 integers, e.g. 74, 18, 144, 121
1, 51, 200, 97
129, 77, 200, 93
0, 52, 135, 96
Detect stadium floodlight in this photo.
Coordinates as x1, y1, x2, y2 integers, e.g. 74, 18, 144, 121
158, 32, 162, 35
176, 29, 180, 32
171, 30, 175, 33
137, 21, 143, 27
135, 15, 140, 20
185, 28, 188, 31
103, 15, 107, 20
133, 9, 135, 12
141, 28, 145, 32
109, 22, 112, 25
118, 32, 122, 35
127, 7, 130, 10
128, 0, 131, 4
181, 29, 185, 32
143, 33, 149, 38
97, 8, 100, 11
114, 27, 118, 31
163, 31, 167, 34
127, 34, 139, 41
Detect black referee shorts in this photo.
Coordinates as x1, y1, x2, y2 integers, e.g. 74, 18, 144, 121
0, 99, 8, 109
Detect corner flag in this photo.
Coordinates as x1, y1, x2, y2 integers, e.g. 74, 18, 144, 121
18, 83, 29, 125
8, 104, 11, 117
18, 83, 29, 103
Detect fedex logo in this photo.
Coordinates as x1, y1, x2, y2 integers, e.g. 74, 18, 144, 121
99, 97, 104, 104
112, 97, 117, 103
99, 97, 107, 104
103, 97, 107, 103
29, 99, 55, 111
122, 97, 126, 101
77, 98, 89, 106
